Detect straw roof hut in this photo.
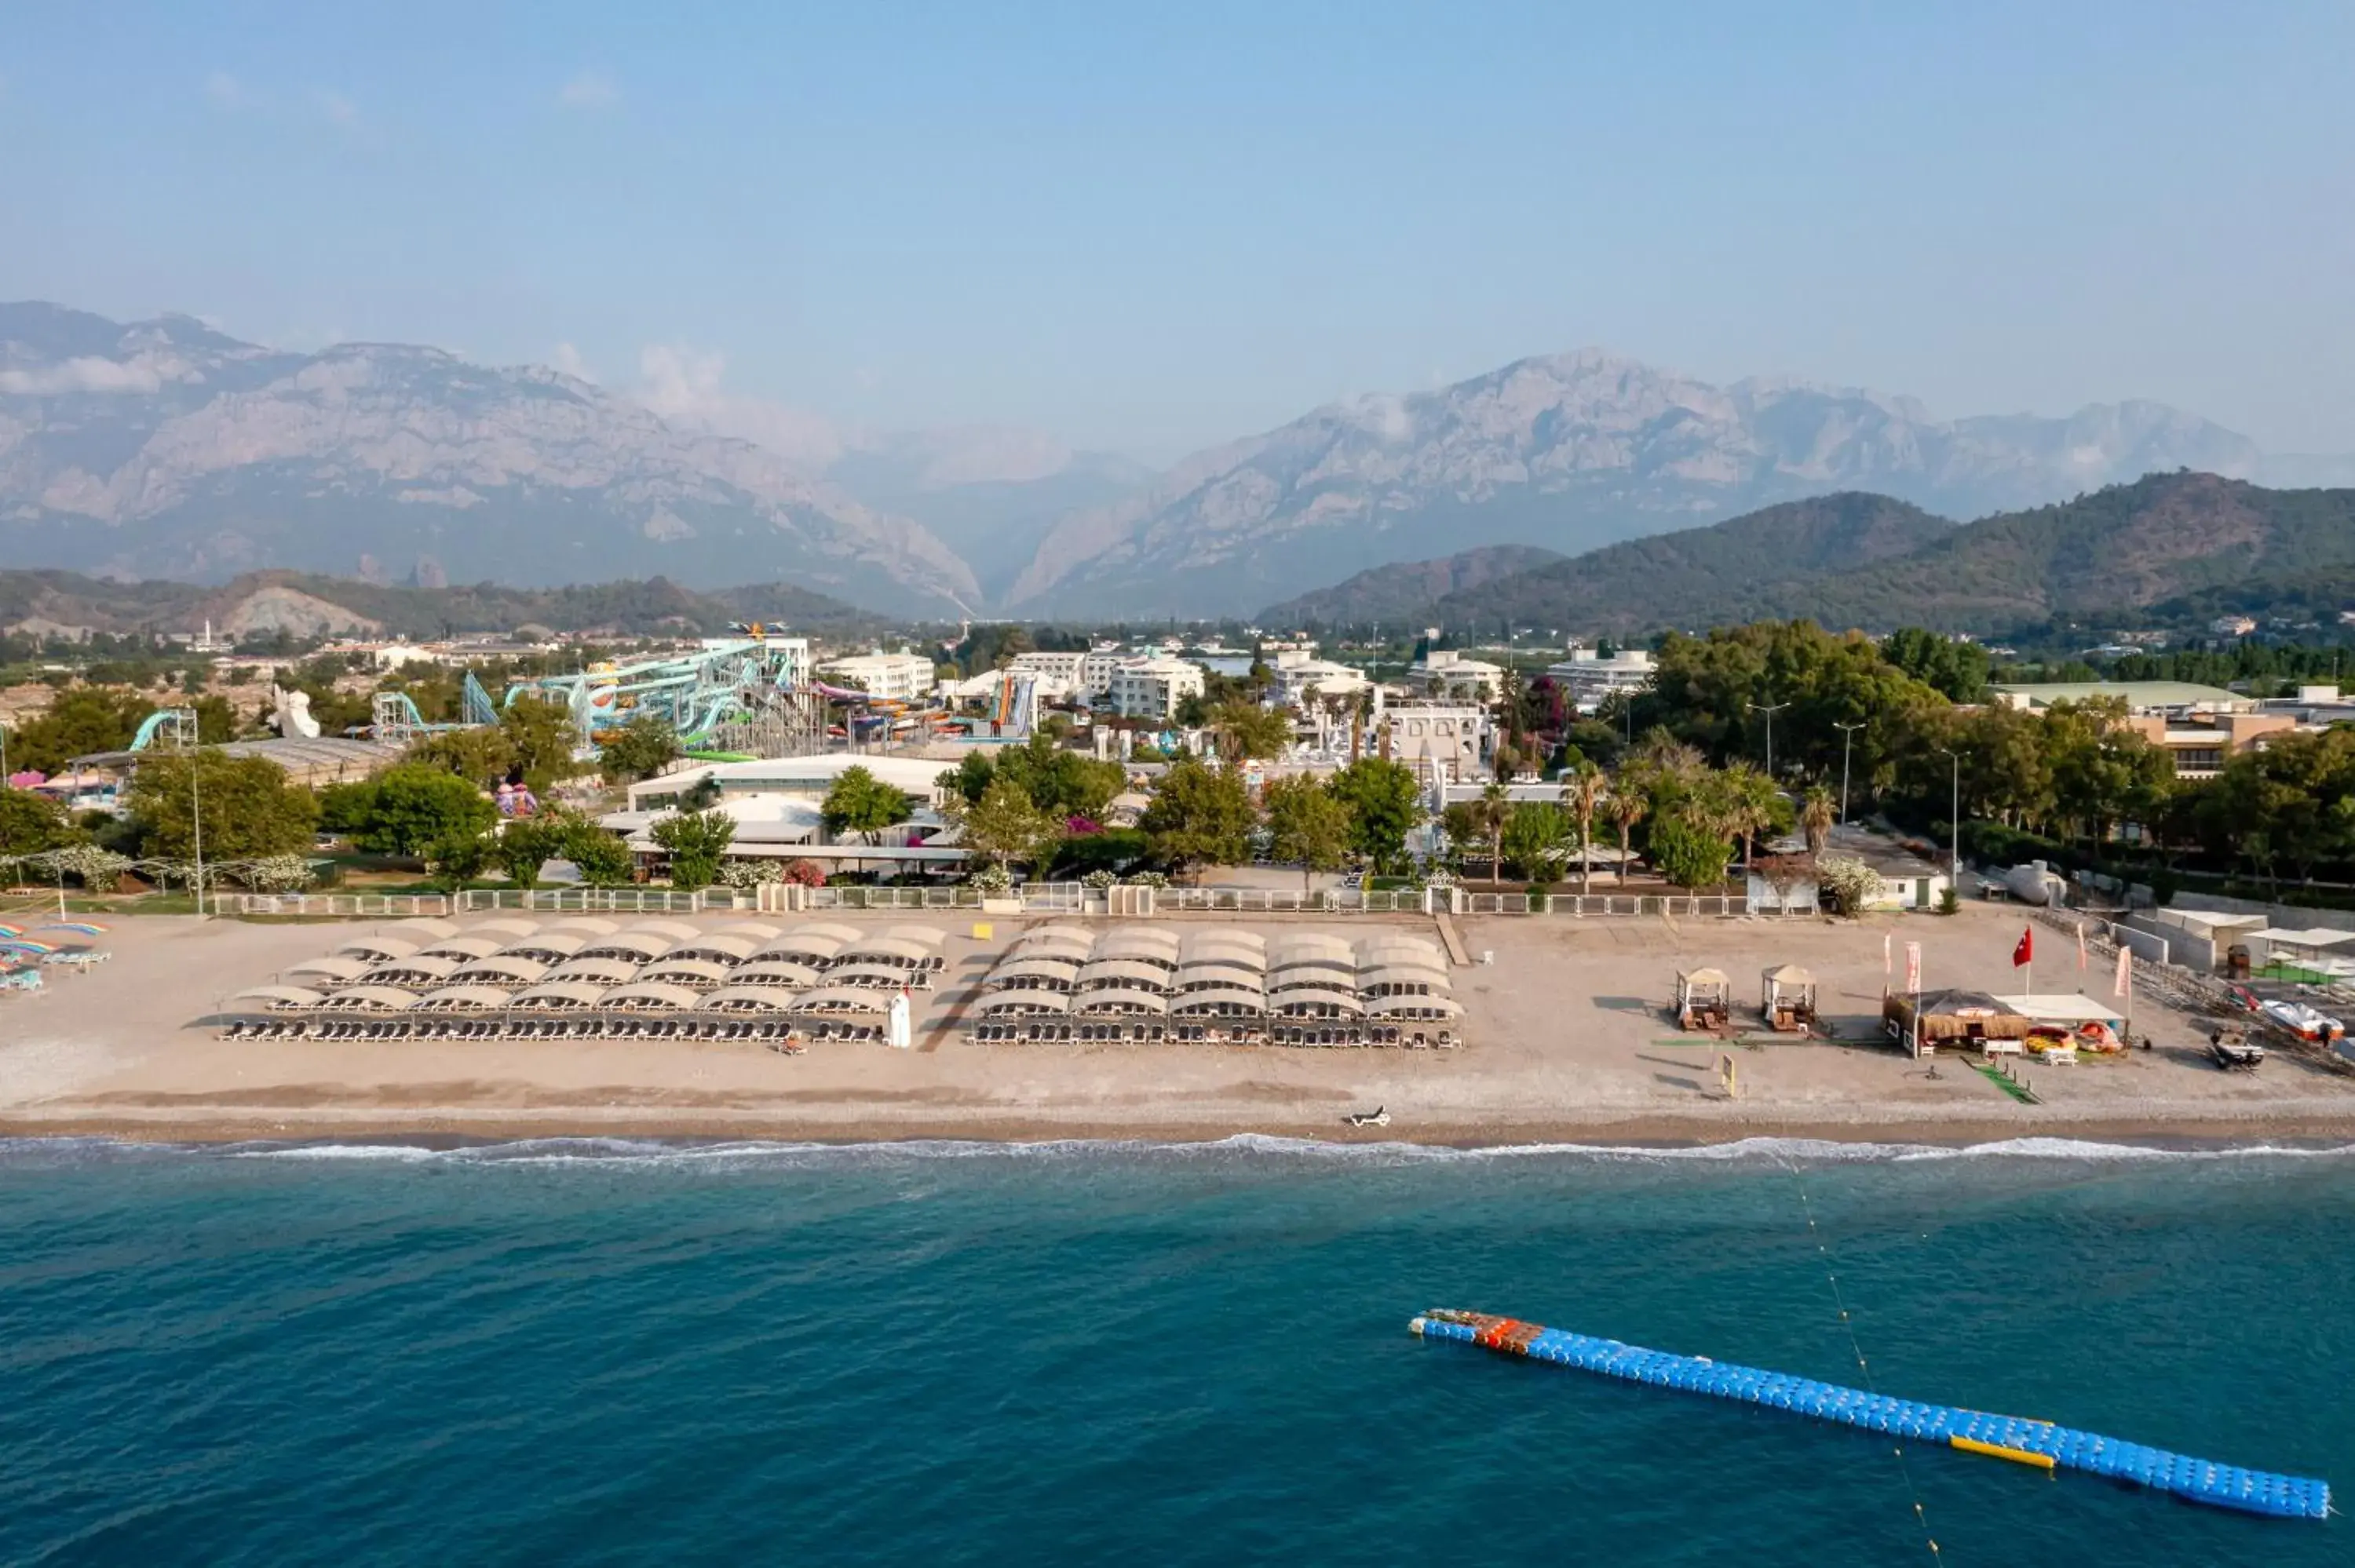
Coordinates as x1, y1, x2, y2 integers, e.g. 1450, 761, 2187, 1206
1884, 988, 2033, 1044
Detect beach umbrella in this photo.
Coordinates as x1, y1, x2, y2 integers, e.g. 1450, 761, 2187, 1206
0, 939, 55, 955
0, 924, 23, 936
36, 922, 108, 937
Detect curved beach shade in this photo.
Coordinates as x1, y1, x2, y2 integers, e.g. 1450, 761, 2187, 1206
0, 939, 56, 955
36, 922, 108, 936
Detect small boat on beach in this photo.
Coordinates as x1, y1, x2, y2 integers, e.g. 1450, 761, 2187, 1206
2208, 1026, 2264, 1072
2261, 1000, 2344, 1042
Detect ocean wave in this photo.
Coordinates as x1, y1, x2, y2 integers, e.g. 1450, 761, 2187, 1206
167, 1130, 2355, 1169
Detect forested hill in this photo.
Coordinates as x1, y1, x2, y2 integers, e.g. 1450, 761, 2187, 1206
0, 570, 885, 643
1263, 492, 1954, 629
1267, 474, 2355, 636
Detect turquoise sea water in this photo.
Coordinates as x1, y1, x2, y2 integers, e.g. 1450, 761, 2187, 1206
1, 1136, 2348, 1566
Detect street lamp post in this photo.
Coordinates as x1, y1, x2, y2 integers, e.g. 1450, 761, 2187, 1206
1833, 721, 1867, 826
1934, 744, 1961, 895
1747, 701, 1789, 778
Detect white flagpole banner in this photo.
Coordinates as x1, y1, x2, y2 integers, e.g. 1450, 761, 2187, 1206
2113, 947, 2132, 998
1904, 941, 1922, 994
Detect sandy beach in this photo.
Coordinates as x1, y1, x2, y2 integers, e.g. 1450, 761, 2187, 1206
3, 900, 2351, 1147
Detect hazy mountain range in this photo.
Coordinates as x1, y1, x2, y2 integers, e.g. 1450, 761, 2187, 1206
3, 301, 2347, 622
1265, 474, 2355, 638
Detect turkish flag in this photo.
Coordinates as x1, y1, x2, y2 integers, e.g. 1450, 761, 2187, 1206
2013, 927, 2034, 968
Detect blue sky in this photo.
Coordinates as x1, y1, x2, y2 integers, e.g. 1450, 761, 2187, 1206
2, 1, 2350, 462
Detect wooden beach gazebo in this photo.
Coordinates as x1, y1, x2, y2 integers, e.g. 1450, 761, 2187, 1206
1762, 964, 1818, 1033
1674, 967, 1732, 1031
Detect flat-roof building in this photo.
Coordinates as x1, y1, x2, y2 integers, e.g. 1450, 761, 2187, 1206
1107, 657, 1206, 720
1408, 649, 1505, 702
817, 650, 937, 703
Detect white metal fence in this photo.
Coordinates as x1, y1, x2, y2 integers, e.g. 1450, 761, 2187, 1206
228, 883, 1807, 921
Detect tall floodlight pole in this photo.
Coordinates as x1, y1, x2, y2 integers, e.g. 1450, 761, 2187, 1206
1935, 744, 1961, 896
1833, 721, 1867, 826
1747, 701, 1789, 778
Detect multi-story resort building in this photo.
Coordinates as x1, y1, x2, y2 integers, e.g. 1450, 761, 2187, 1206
604, 754, 966, 877
1546, 644, 1656, 709
1407, 648, 1506, 702
1107, 656, 1207, 720
1004, 650, 1090, 701
816, 649, 938, 702
1380, 701, 1493, 785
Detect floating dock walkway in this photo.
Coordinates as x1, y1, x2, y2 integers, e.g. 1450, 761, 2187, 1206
1412, 1309, 2330, 1522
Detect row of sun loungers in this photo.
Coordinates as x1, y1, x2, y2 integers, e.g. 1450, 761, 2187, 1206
967, 1022, 1458, 1047
221, 1018, 819, 1045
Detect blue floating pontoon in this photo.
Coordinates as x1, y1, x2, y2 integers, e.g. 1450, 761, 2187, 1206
1412, 1310, 2330, 1522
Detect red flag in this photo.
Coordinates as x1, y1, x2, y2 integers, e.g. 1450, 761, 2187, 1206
2013, 926, 2034, 968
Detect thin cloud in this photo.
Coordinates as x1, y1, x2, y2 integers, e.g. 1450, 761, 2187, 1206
312, 89, 360, 126
558, 71, 618, 111
550, 342, 596, 382
635, 343, 844, 469
205, 71, 251, 110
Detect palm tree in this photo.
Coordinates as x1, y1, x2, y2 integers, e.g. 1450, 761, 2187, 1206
1349, 689, 1374, 764
1478, 781, 1511, 884
1561, 759, 1606, 895
1714, 761, 1782, 870
1801, 785, 1835, 859
1603, 789, 1648, 885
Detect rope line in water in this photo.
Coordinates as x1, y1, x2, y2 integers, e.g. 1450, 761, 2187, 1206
1784, 1158, 1943, 1562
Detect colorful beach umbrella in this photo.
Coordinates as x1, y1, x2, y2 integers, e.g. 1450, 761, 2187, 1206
0, 939, 56, 955
36, 922, 108, 937
0, 924, 23, 937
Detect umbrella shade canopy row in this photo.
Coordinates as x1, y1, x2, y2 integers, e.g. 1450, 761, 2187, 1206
546, 957, 645, 986
498, 932, 590, 962
637, 957, 737, 989
837, 936, 938, 968
362, 957, 465, 985
730, 960, 827, 989
1171, 987, 1272, 1016
601, 982, 706, 1012
972, 990, 1073, 1016
787, 986, 893, 1014
1076, 958, 1175, 992
542, 917, 621, 937
320, 986, 422, 1012
285, 955, 376, 983
663, 934, 762, 964
510, 981, 612, 1011
1071, 988, 1170, 1016
418, 935, 506, 961
411, 985, 517, 1013
230, 985, 330, 1012
451, 956, 552, 986
577, 933, 675, 961
334, 935, 419, 961
1368, 994, 1465, 1019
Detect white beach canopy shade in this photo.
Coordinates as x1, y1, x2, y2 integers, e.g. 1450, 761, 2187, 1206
333, 935, 418, 961
509, 981, 612, 1011
411, 985, 517, 1012
601, 982, 704, 1012
321, 986, 421, 1012
576, 932, 674, 962
972, 990, 1072, 1015
229, 985, 329, 1012
1071, 988, 1170, 1016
